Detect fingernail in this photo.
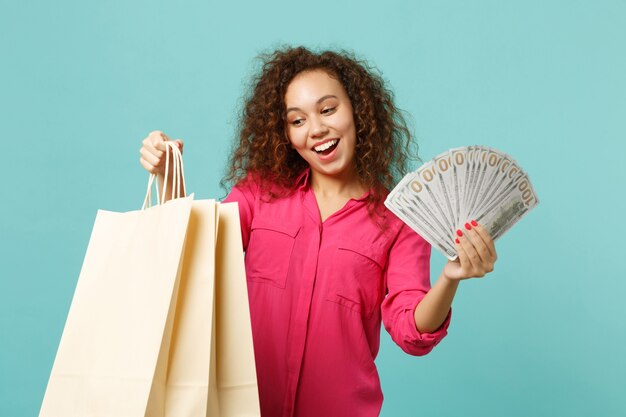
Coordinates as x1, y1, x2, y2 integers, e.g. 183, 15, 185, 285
471, 220, 478, 227
464, 222, 471, 230
456, 229, 463, 237
455, 238, 460, 244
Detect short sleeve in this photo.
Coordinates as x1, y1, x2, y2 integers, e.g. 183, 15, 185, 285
381, 224, 451, 356
222, 176, 259, 251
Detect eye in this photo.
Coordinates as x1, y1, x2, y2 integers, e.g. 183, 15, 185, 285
321, 106, 336, 115
290, 118, 304, 127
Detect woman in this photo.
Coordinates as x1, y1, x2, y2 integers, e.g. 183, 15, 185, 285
139, 46, 497, 417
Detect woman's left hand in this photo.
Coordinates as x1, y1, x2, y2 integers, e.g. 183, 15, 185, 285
443, 220, 497, 281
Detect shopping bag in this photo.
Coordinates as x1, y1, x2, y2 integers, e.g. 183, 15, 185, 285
213, 202, 261, 416
156, 143, 259, 416
164, 201, 261, 417
162, 199, 219, 417
155, 144, 259, 416
39, 196, 193, 416
40, 142, 191, 416
40, 142, 261, 416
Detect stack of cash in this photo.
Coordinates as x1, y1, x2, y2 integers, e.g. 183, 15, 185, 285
385, 146, 539, 260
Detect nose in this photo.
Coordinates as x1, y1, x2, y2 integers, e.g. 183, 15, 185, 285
309, 115, 329, 139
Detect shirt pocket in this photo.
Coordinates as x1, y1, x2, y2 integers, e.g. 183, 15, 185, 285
245, 216, 300, 289
326, 238, 386, 317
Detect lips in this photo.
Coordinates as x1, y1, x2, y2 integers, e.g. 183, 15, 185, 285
313, 138, 339, 154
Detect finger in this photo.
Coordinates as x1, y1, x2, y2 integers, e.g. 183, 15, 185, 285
174, 139, 184, 150
140, 147, 162, 168
142, 136, 165, 160
148, 130, 170, 152
472, 221, 497, 260
140, 157, 160, 174
463, 225, 495, 274
462, 222, 492, 264
444, 256, 463, 281
454, 231, 474, 272
457, 229, 483, 276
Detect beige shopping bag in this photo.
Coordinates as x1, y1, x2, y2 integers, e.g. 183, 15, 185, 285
41, 143, 260, 416
162, 199, 219, 417
163, 201, 261, 417
39, 195, 194, 417
40, 143, 191, 417
213, 202, 261, 416
157, 143, 259, 416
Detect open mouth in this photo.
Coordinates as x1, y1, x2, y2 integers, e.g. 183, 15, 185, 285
313, 139, 339, 156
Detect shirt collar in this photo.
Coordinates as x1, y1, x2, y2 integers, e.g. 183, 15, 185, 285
295, 167, 372, 202
295, 168, 311, 191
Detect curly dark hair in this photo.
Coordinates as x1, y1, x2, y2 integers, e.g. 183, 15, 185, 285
223, 46, 418, 214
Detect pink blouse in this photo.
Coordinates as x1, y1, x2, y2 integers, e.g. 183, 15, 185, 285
224, 170, 450, 417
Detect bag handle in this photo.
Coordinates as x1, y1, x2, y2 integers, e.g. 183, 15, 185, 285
141, 141, 187, 210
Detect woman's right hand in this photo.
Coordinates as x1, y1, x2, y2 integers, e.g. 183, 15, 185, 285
139, 130, 184, 177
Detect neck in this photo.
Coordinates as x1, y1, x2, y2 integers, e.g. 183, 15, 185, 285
310, 167, 365, 199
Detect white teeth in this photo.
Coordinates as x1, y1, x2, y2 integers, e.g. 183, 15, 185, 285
314, 139, 338, 152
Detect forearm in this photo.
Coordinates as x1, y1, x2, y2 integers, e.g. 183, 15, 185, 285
413, 273, 458, 333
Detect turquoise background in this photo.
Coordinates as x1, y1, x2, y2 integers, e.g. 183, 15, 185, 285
1, 1, 625, 416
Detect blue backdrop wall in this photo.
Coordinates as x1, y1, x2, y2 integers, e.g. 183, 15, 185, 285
1, 1, 625, 416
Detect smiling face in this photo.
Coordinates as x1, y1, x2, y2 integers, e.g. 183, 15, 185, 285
284, 69, 358, 184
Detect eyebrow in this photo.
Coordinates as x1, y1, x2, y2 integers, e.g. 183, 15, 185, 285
285, 95, 338, 114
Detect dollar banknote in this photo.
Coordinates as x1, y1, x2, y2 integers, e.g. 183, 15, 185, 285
385, 146, 539, 260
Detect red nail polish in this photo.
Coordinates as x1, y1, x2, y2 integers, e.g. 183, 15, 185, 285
456, 229, 463, 237
455, 238, 460, 244
464, 222, 471, 230
471, 220, 478, 227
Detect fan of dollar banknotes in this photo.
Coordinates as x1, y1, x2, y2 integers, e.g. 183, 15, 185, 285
385, 146, 539, 260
